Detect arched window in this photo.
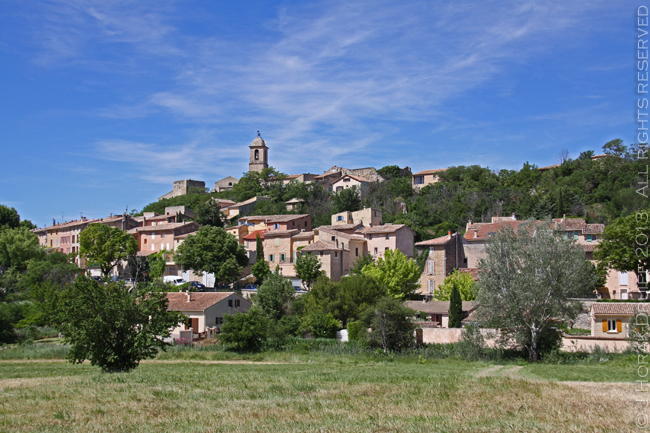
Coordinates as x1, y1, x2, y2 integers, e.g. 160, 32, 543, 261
255, 149, 259, 160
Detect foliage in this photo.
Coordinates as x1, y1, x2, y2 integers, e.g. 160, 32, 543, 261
220, 307, 269, 352
294, 253, 322, 290
0, 305, 17, 344
456, 321, 485, 361
174, 226, 248, 283
350, 252, 374, 276
332, 186, 362, 213
126, 255, 149, 282
434, 268, 476, 301
594, 210, 650, 274
0, 205, 20, 229
346, 320, 365, 341
304, 274, 387, 326
360, 297, 416, 353
251, 234, 271, 285
194, 199, 224, 227
475, 222, 597, 361
377, 165, 402, 180
141, 193, 211, 216
302, 311, 341, 338
147, 251, 167, 280
448, 285, 462, 328
52, 277, 181, 372
254, 273, 295, 321
0, 227, 45, 273
361, 249, 420, 299
79, 223, 138, 276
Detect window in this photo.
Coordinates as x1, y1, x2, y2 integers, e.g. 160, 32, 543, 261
619, 271, 629, 286
254, 149, 259, 160
428, 280, 435, 294
161, 233, 165, 238
336, 186, 343, 192
152, 233, 155, 239
586, 234, 592, 242
428, 261, 435, 275
228, 300, 233, 307
343, 177, 350, 182
414, 176, 424, 185
369, 234, 373, 240
144, 238, 147, 244
337, 216, 344, 222
151, 244, 154, 251
374, 247, 378, 255
607, 319, 619, 332
334, 251, 338, 258
275, 238, 280, 246
268, 254, 274, 262
235, 299, 240, 307
166, 243, 170, 250
355, 248, 359, 257
280, 254, 286, 262
385, 234, 390, 240
305, 221, 307, 227
429, 247, 434, 255
331, 236, 336, 241
385, 247, 389, 252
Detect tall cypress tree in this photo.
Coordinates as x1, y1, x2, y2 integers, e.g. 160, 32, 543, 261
251, 233, 270, 285
448, 285, 463, 328
255, 233, 264, 263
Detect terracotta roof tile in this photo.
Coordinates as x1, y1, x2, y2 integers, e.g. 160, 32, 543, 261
166, 292, 245, 312
292, 230, 315, 239
459, 268, 480, 281
359, 224, 409, 234
243, 229, 267, 240
412, 168, 448, 176
415, 235, 452, 246
584, 224, 605, 234
332, 174, 371, 184
592, 303, 650, 316
316, 223, 363, 231
263, 229, 300, 237
301, 240, 344, 252
133, 222, 198, 233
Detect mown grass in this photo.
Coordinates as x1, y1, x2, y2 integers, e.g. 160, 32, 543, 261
0, 359, 637, 432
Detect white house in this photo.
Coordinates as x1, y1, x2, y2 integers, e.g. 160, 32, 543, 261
166, 292, 251, 339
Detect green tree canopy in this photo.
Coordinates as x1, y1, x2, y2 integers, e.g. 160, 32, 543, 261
361, 249, 420, 299
350, 252, 374, 276
448, 285, 462, 328
0, 205, 20, 229
294, 253, 322, 290
79, 223, 138, 276
475, 222, 597, 361
254, 273, 295, 321
194, 199, 224, 227
594, 210, 650, 274
174, 226, 248, 284
53, 277, 181, 372
251, 234, 270, 285
332, 186, 362, 213
0, 227, 45, 274
360, 297, 416, 353
434, 268, 476, 301
220, 307, 269, 352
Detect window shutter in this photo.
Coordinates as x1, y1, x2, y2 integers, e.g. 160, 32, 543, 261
428, 261, 435, 275
602, 320, 607, 333
617, 320, 622, 333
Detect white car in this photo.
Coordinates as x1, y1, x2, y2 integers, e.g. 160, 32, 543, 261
163, 276, 185, 286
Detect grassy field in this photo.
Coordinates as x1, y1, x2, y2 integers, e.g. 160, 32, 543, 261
0, 346, 641, 432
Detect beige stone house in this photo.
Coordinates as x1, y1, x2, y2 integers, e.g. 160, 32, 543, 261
332, 174, 371, 193
166, 292, 251, 338
590, 302, 650, 339
358, 224, 415, 259
331, 208, 382, 227
300, 240, 351, 281
415, 232, 465, 297
412, 168, 447, 189
158, 179, 206, 201
212, 176, 239, 193
222, 196, 272, 219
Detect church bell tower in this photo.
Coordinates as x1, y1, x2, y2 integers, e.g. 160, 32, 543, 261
249, 131, 269, 173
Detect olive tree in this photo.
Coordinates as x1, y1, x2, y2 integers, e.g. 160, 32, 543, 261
79, 223, 138, 276
475, 222, 597, 361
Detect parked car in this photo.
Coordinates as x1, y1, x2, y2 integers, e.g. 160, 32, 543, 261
163, 276, 186, 286
188, 281, 206, 291
92, 276, 102, 282
243, 284, 257, 290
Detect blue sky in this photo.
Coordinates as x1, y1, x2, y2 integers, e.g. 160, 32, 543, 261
0, 0, 637, 227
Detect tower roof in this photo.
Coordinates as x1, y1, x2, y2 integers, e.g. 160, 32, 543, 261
250, 132, 267, 147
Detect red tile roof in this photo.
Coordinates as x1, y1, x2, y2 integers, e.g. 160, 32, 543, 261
464, 221, 527, 242
292, 230, 315, 239
592, 303, 650, 316
332, 174, 371, 184
133, 222, 198, 233
317, 223, 363, 231
301, 240, 346, 252
412, 168, 448, 176
243, 229, 267, 241
415, 235, 453, 246
358, 224, 409, 234
166, 292, 245, 312
459, 268, 479, 281
263, 229, 300, 237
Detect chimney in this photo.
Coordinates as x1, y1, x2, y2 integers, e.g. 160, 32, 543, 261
474, 231, 478, 238
512, 213, 516, 220
143, 216, 147, 227
448, 231, 452, 236
186, 291, 191, 302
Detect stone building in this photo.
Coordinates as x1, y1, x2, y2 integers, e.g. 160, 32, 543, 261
415, 232, 465, 297
212, 176, 239, 193
158, 179, 206, 201
249, 132, 269, 173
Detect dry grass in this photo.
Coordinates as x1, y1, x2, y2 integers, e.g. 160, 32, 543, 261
0, 360, 638, 432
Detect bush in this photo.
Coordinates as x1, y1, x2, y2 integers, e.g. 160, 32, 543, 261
361, 297, 416, 353
456, 322, 485, 361
347, 320, 365, 341
220, 308, 269, 352
302, 311, 341, 339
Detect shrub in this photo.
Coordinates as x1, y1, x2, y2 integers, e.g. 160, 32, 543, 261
347, 320, 365, 341
220, 308, 269, 352
302, 311, 341, 339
